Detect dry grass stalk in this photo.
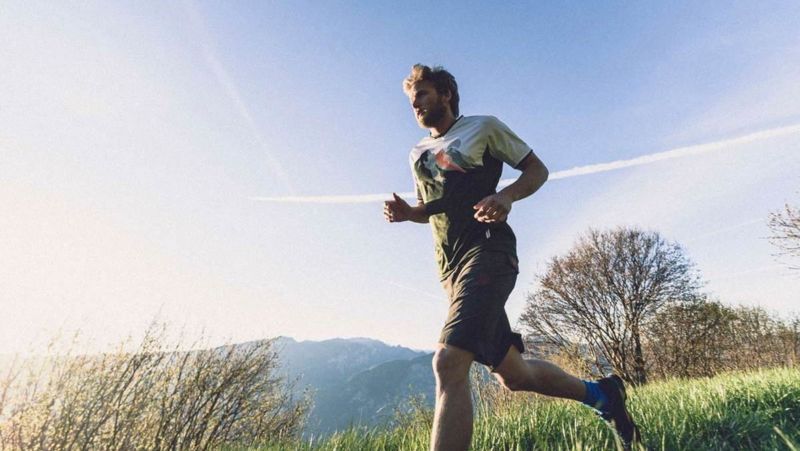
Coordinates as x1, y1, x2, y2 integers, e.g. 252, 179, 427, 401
0, 321, 309, 450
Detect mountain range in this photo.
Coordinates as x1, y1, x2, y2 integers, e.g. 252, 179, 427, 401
272, 336, 435, 436
0, 336, 440, 438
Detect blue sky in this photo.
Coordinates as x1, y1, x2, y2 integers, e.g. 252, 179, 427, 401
2, 1, 799, 354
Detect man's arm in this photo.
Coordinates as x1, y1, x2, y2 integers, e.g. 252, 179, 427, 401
384, 193, 430, 224
473, 152, 549, 223
501, 152, 549, 202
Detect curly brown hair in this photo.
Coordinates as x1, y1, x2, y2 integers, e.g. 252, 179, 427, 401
402, 64, 460, 117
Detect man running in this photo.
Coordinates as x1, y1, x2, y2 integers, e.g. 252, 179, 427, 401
384, 64, 641, 451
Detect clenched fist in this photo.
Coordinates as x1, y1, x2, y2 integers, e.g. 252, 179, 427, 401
473, 193, 512, 223
384, 193, 412, 222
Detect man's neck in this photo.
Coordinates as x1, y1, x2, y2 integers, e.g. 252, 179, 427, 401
428, 113, 459, 138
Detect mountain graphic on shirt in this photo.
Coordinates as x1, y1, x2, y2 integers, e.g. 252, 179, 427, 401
422, 139, 468, 183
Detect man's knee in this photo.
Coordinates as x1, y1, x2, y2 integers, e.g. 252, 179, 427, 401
432, 345, 473, 387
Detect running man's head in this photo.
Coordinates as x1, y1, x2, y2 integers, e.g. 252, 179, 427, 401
403, 64, 459, 129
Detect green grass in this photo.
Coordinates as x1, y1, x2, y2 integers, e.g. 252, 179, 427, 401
231, 367, 800, 451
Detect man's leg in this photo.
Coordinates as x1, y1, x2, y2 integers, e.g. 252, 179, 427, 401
492, 344, 585, 400
430, 343, 475, 451
492, 345, 641, 447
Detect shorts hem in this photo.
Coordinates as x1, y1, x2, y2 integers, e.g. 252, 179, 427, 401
439, 332, 525, 371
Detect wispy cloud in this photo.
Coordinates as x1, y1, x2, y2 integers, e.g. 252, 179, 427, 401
182, 0, 294, 193
684, 218, 765, 245
706, 264, 790, 282
387, 281, 444, 302
251, 123, 800, 204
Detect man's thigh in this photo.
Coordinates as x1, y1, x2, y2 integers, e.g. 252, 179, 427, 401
491, 344, 526, 384
439, 250, 522, 369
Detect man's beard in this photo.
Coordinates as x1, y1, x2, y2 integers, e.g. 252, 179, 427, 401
418, 101, 446, 128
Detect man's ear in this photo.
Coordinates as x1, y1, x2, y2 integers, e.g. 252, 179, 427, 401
442, 90, 452, 102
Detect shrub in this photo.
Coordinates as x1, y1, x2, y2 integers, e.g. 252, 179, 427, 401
0, 321, 309, 450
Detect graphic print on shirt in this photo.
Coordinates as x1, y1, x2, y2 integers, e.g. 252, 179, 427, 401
419, 139, 468, 183
409, 115, 532, 280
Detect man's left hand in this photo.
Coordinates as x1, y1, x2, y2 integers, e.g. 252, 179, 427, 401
473, 193, 512, 223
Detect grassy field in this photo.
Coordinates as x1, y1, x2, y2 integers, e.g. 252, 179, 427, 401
241, 367, 800, 451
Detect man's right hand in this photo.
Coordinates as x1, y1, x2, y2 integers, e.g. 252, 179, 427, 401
385, 193, 430, 224
384, 192, 412, 222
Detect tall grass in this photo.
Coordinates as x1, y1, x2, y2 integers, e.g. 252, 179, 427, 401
249, 367, 799, 451
0, 322, 309, 450
2, 323, 795, 450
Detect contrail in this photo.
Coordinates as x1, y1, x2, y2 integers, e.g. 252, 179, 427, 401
250, 122, 800, 204
182, 0, 294, 193
387, 281, 444, 302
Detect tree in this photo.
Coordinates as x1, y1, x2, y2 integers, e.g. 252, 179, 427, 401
647, 302, 800, 378
777, 316, 800, 368
645, 299, 736, 379
769, 201, 800, 268
724, 306, 794, 371
519, 227, 703, 385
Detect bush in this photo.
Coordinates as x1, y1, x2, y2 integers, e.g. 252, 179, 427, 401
0, 321, 309, 450
646, 302, 799, 379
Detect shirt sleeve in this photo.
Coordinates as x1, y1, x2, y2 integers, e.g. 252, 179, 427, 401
409, 159, 424, 204
485, 116, 533, 168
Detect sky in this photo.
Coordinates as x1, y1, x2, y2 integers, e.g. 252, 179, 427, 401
1, 1, 799, 355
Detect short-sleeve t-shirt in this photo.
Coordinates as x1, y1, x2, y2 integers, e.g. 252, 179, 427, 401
409, 115, 533, 281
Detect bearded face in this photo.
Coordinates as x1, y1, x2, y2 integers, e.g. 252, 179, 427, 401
417, 96, 447, 128
409, 81, 451, 129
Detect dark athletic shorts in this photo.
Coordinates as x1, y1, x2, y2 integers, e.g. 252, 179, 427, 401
439, 249, 526, 371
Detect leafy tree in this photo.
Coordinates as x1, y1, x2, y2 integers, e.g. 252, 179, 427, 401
519, 227, 703, 385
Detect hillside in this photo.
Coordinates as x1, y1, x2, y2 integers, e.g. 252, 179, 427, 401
0, 336, 430, 439
308, 352, 435, 435
270, 337, 429, 436
273, 337, 427, 393
256, 367, 800, 451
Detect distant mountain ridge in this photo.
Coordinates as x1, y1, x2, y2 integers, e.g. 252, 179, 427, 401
271, 336, 432, 436
309, 352, 435, 434
0, 336, 435, 438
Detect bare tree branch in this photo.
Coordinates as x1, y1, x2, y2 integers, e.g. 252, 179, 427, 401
519, 227, 703, 385
769, 202, 800, 269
